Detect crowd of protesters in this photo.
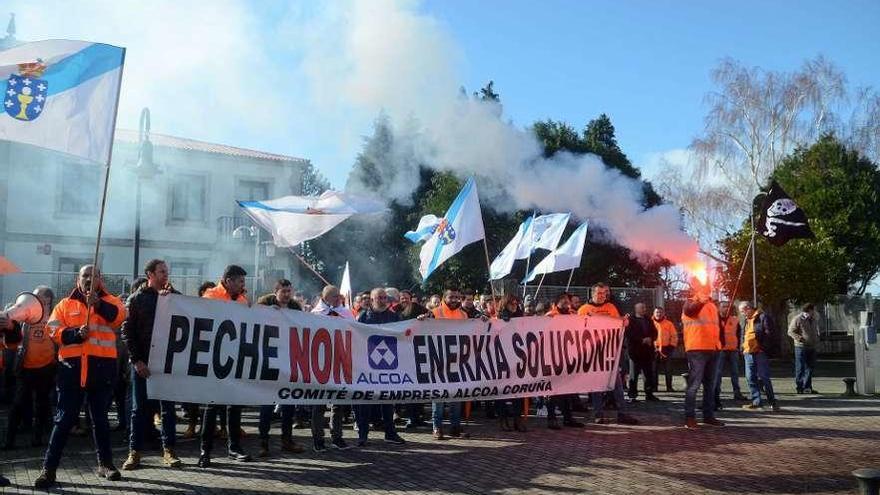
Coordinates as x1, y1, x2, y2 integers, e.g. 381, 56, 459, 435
0, 260, 816, 489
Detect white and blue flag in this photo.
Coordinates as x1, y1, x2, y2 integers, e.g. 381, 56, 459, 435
490, 212, 570, 280
412, 177, 486, 280
404, 214, 441, 243
0, 40, 125, 164
489, 214, 534, 280
524, 221, 589, 282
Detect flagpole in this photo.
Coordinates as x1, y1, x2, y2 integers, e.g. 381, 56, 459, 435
535, 273, 547, 299
565, 268, 575, 292
82, 48, 126, 388
482, 238, 500, 309
522, 253, 531, 298
725, 231, 755, 320
287, 247, 332, 286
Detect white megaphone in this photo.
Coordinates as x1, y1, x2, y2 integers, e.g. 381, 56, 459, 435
1, 292, 44, 325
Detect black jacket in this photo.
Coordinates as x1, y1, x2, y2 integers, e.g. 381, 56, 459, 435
121, 286, 178, 365
256, 294, 302, 310
358, 308, 400, 325
395, 303, 428, 321
625, 315, 657, 362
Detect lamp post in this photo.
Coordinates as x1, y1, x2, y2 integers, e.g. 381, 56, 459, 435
132, 108, 160, 281
232, 225, 262, 295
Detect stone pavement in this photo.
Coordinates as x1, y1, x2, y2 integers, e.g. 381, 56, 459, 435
1, 360, 878, 494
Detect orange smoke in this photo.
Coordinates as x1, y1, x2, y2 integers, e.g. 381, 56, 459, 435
683, 260, 709, 287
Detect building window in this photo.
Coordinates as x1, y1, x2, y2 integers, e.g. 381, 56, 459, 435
169, 174, 207, 223
235, 180, 269, 219
59, 163, 100, 214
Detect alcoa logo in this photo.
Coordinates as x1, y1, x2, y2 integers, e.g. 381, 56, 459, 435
367, 336, 398, 370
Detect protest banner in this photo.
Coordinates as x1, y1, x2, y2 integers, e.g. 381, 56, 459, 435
147, 294, 625, 405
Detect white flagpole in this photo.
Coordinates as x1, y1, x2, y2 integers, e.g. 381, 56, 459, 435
535, 273, 547, 299
565, 268, 575, 292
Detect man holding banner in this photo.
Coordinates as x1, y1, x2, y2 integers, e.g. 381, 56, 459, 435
310, 285, 352, 452
198, 265, 252, 468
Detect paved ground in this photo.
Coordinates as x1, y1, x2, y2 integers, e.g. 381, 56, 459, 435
1, 359, 878, 494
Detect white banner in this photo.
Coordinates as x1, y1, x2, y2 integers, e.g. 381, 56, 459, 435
147, 295, 625, 405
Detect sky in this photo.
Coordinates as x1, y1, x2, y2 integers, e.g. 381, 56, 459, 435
4, 0, 878, 189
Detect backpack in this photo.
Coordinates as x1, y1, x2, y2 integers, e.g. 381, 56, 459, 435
754, 312, 779, 358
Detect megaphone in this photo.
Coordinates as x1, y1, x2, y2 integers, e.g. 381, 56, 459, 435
1, 292, 44, 325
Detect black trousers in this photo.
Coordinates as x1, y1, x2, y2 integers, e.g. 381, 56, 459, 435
5, 364, 56, 445
627, 358, 655, 399
546, 394, 576, 422
654, 348, 675, 391
200, 405, 242, 454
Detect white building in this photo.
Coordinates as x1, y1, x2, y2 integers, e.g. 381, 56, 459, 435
0, 16, 308, 301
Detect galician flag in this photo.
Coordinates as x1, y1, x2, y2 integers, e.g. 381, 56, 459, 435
413, 177, 486, 280
0, 40, 125, 164
490, 212, 570, 280
524, 221, 589, 282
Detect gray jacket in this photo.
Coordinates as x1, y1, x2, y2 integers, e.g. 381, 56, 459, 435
788, 312, 820, 348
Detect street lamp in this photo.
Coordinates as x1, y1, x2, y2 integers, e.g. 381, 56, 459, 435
131, 108, 161, 281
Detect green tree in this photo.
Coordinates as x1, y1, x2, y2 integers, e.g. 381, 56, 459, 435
720, 135, 880, 306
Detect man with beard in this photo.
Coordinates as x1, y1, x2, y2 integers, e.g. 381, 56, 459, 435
544, 293, 584, 429
34, 266, 127, 489
462, 290, 479, 318
418, 288, 470, 440
580, 283, 639, 425
198, 265, 252, 468
256, 279, 306, 457
626, 303, 659, 402
355, 288, 407, 447
121, 259, 182, 471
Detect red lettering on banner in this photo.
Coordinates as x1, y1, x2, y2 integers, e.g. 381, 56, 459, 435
312, 328, 332, 384
289, 327, 311, 383
333, 329, 353, 384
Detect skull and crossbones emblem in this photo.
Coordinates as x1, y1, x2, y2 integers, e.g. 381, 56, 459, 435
763, 198, 806, 237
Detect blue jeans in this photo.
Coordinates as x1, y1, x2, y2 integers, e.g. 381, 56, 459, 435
744, 352, 776, 406
354, 404, 396, 439
44, 358, 116, 469
431, 402, 462, 430
259, 405, 295, 440
794, 346, 817, 392
684, 351, 718, 419
591, 371, 626, 418
129, 368, 176, 450
714, 350, 742, 400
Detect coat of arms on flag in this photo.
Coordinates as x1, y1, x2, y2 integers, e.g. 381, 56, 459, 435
4, 60, 48, 121
434, 218, 456, 245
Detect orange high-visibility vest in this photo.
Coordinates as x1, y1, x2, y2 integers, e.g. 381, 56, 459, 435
681, 300, 721, 352
653, 318, 678, 349
22, 321, 57, 369
48, 292, 126, 386
721, 316, 739, 351
577, 302, 621, 318
203, 283, 249, 305
432, 303, 467, 320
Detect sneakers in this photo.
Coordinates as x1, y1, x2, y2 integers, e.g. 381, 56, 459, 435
96, 464, 121, 481
34, 468, 56, 488
742, 403, 762, 411
122, 450, 141, 470
703, 418, 725, 427
685, 418, 699, 429
449, 427, 469, 439
197, 453, 211, 468
258, 439, 270, 458
313, 440, 327, 453
227, 448, 252, 462
356, 438, 368, 447
163, 448, 182, 467
432, 428, 444, 440
281, 437, 305, 454
617, 414, 639, 425
733, 393, 749, 401
771, 403, 781, 412
330, 437, 350, 450
384, 434, 406, 445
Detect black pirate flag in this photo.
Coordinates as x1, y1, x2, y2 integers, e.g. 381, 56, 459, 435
755, 180, 815, 246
